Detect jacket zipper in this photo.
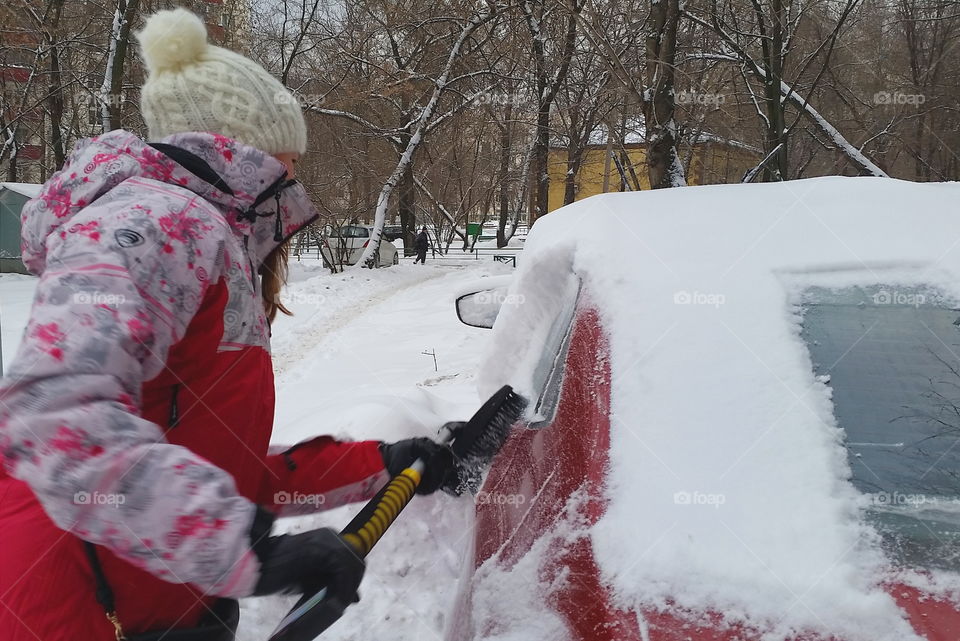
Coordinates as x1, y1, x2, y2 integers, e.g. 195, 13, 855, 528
243, 235, 257, 288
168, 384, 181, 428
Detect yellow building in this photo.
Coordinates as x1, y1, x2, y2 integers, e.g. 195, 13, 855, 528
547, 140, 762, 213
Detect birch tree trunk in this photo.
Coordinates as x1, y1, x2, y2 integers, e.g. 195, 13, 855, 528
100, 0, 140, 132
496, 99, 513, 248
645, 0, 687, 188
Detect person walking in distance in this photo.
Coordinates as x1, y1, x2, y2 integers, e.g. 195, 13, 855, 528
414, 226, 430, 264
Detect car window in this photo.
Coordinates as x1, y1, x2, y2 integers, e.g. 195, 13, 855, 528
799, 284, 960, 572
340, 226, 369, 238
529, 277, 581, 428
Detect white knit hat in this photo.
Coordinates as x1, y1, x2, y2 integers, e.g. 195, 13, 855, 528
137, 8, 307, 155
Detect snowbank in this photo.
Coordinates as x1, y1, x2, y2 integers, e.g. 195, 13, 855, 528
478, 176, 960, 640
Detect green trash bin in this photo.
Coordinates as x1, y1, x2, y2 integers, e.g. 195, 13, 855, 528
0, 183, 41, 274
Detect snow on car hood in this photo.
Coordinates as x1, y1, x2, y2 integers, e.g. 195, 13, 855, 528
479, 176, 960, 640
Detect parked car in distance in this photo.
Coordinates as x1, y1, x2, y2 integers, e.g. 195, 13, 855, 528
322, 225, 398, 268
382, 225, 404, 242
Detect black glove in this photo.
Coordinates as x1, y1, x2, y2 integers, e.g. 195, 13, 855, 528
251, 512, 365, 603
379, 435, 459, 495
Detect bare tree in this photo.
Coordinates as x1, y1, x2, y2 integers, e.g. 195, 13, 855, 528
683, 0, 888, 178
352, 2, 501, 268
520, 0, 583, 224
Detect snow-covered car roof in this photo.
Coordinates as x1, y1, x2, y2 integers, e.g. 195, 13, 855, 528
479, 176, 960, 640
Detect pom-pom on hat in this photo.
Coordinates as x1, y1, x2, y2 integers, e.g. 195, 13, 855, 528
138, 8, 306, 155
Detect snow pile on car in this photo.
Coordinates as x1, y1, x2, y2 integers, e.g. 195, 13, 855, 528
479, 176, 960, 640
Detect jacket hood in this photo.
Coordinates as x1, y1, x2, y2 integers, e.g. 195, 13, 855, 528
20, 130, 319, 275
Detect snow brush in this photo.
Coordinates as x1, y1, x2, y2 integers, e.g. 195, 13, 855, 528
267, 385, 527, 641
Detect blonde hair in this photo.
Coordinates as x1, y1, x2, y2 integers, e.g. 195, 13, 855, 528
261, 242, 292, 323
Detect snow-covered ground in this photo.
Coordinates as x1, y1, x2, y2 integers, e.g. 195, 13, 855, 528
0, 259, 511, 640
0, 273, 38, 374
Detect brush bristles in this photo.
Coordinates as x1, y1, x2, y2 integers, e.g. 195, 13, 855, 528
451, 386, 527, 461
448, 387, 527, 495
460, 392, 526, 460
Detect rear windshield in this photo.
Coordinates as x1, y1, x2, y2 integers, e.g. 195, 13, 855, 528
340, 226, 370, 238
799, 285, 960, 572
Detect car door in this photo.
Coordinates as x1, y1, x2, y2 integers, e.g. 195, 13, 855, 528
447, 272, 644, 640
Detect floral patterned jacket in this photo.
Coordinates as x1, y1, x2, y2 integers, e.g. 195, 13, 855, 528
0, 130, 389, 637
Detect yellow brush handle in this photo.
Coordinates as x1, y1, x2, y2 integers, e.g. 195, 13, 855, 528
342, 467, 421, 556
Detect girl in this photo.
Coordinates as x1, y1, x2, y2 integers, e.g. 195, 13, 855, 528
0, 9, 453, 640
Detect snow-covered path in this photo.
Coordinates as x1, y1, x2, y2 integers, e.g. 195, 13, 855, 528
270, 262, 449, 381
269, 261, 505, 443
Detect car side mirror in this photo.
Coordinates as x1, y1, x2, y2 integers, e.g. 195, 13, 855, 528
455, 287, 510, 329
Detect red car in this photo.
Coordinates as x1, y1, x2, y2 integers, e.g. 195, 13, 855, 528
450, 177, 960, 641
